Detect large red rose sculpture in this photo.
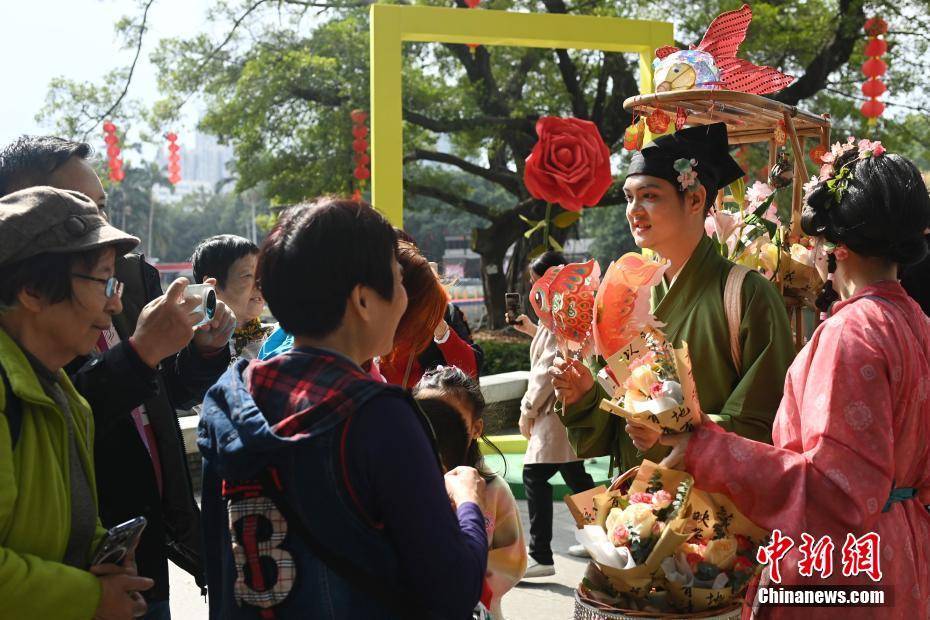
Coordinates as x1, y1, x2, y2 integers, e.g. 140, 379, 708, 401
524, 117, 613, 212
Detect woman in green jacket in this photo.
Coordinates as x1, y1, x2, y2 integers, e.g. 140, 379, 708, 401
0, 187, 154, 619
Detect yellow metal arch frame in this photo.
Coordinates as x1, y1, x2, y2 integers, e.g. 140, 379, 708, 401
369, 4, 674, 225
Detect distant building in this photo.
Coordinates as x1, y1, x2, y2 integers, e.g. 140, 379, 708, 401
153, 132, 234, 204
441, 234, 594, 279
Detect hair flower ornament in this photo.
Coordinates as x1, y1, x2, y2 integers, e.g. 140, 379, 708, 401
674, 158, 699, 192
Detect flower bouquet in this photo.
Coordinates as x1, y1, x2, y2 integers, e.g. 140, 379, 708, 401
597, 332, 702, 436
591, 253, 704, 435
661, 488, 770, 613
572, 461, 693, 602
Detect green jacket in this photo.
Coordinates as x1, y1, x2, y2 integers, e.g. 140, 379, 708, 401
560, 236, 795, 473
0, 327, 107, 619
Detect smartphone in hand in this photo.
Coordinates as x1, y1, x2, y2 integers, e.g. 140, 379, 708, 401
92, 516, 147, 566
505, 292, 522, 325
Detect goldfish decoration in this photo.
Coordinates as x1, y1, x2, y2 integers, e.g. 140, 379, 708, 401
530, 260, 601, 358
593, 253, 668, 362
653, 4, 794, 95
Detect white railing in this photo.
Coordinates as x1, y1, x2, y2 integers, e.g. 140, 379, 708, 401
180, 371, 530, 454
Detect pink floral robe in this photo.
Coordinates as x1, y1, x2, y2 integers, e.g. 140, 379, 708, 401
686, 282, 930, 619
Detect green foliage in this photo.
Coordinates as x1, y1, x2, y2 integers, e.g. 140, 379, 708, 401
474, 336, 531, 376
581, 203, 637, 266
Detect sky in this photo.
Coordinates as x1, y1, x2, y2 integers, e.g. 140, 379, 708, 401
0, 0, 215, 152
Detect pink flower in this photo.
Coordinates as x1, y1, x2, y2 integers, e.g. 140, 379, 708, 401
745, 181, 774, 208
652, 489, 673, 510
611, 524, 630, 546
802, 175, 820, 201
704, 212, 716, 239
819, 164, 835, 181
677, 170, 698, 191
628, 351, 656, 372
872, 143, 886, 156
711, 208, 742, 245
650, 382, 664, 396
857, 139, 886, 159
629, 492, 654, 504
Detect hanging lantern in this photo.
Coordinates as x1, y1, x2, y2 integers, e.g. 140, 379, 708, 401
860, 17, 889, 126
645, 109, 670, 134
809, 145, 827, 165
351, 109, 370, 198
623, 118, 643, 151
165, 132, 181, 185
103, 121, 124, 183
675, 107, 688, 131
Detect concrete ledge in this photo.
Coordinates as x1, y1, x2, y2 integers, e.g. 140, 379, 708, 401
181, 370, 531, 455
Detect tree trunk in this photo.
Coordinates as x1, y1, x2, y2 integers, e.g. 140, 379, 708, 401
480, 252, 508, 329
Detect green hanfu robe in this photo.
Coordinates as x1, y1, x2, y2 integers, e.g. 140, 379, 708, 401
559, 235, 796, 473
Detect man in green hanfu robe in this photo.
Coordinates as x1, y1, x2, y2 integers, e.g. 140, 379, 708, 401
551, 123, 796, 473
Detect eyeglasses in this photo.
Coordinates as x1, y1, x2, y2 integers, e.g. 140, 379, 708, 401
71, 274, 124, 299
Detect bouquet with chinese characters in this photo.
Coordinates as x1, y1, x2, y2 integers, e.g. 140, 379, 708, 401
592, 253, 703, 435
568, 461, 694, 604
660, 487, 770, 613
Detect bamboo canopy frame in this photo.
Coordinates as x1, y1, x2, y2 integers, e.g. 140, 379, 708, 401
622, 89, 833, 350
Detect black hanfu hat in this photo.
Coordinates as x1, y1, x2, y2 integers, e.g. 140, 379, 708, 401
626, 123, 745, 194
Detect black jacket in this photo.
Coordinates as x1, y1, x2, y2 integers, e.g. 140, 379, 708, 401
67, 254, 230, 601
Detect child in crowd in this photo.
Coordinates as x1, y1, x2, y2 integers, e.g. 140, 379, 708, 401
414, 366, 527, 620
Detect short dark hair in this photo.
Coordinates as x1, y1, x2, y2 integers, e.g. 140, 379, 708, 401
530, 250, 568, 278
191, 234, 259, 289
257, 197, 398, 338
0, 248, 106, 309
0, 136, 93, 197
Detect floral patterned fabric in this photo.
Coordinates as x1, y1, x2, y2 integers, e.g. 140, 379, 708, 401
687, 281, 930, 618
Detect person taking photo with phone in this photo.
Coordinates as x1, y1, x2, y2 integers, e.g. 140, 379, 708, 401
507, 251, 597, 578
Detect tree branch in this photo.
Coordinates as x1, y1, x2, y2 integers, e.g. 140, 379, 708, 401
79, 0, 156, 140
290, 85, 349, 106
542, 0, 588, 118
403, 109, 533, 133
772, 0, 866, 105
405, 182, 495, 220
404, 148, 521, 194
823, 86, 930, 115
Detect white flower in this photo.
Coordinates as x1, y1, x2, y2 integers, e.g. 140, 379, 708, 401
802, 175, 820, 202
606, 502, 658, 540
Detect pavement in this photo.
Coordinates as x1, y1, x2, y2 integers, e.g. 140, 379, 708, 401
167, 498, 589, 620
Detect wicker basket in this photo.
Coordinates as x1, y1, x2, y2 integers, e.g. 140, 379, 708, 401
574, 590, 742, 620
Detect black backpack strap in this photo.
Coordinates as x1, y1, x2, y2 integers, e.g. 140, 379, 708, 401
0, 366, 22, 447
258, 468, 430, 620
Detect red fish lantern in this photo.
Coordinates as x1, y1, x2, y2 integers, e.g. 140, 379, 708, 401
351, 109, 370, 198
103, 121, 124, 183
860, 17, 889, 125
165, 132, 181, 185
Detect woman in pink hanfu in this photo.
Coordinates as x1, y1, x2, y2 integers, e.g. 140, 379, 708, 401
661, 144, 930, 619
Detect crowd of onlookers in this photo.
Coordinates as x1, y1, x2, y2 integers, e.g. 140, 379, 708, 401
0, 135, 553, 620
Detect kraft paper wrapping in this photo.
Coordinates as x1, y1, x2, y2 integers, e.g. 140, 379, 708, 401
665, 487, 770, 613
588, 462, 694, 597
599, 341, 702, 435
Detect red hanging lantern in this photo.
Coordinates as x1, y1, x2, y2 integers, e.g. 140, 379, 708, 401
809, 145, 827, 165
864, 17, 888, 36
860, 17, 889, 125
165, 132, 181, 185
351, 109, 370, 198
860, 99, 886, 119
645, 109, 670, 134
103, 121, 124, 183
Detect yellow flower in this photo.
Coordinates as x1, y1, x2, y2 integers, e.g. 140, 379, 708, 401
606, 502, 657, 540
629, 364, 659, 396
759, 242, 780, 274
703, 537, 737, 570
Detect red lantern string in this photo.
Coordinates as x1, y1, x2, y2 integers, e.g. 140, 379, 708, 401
351, 109, 370, 198
860, 17, 888, 125
103, 122, 124, 183
166, 132, 181, 185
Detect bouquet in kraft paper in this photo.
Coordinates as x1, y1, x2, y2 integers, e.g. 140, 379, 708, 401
592, 252, 703, 435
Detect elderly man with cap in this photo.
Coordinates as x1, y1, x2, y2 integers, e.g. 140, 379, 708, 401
0, 187, 157, 619
0, 135, 236, 618
550, 123, 795, 476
